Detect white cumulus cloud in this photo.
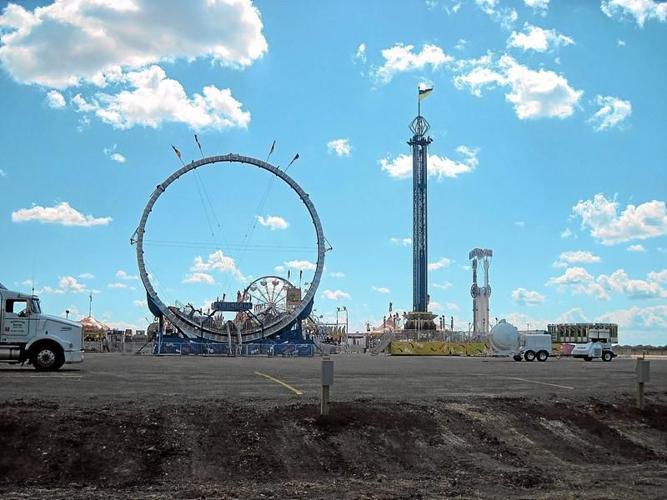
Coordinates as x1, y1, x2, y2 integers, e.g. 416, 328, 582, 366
116, 270, 139, 281
89, 65, 250, 130
547, 266, 667, 300
374, 43, 452, 84
501, 55, 582, 119
183, 272, 215, 285
108, 282, 131, 290
46, 90, 65, 109
553, 250, 601, 268
0, 0, 267, 88
188, 250, 244, 282
455, 55, 583, 119
589, 95, 632, 131
428, 257, 451, 271
390, 237, 413, 247
571, 194, 667, 245
104, 145, 126, 163
285, 260, 316, 272
11, 202, 112, 227
58, 276, 87, 294
507, 24, 574, 52
255, 215, 289, 230
371, 286, 391, 294
327, 138, 352, 157
627, 244, 646, 252
322, 289, 351, 301
380, 146, 478, 180
354, 43, 367, 63
524, 0, 550, 11
601, 0, 667, 27
512, 287, 546, 306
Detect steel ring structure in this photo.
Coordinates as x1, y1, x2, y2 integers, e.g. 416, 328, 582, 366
132, 154, 326, 343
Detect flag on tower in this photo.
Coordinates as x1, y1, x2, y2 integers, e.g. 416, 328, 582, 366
418, 85, 433, 100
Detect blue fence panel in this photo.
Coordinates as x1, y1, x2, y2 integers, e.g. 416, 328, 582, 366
154, 341, 314, 357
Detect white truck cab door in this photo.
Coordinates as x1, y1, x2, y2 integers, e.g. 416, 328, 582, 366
2, 298, 30, 343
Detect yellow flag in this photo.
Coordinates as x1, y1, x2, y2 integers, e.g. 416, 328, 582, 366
418, 86, 433, 100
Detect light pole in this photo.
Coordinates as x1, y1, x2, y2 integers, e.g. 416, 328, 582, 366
337, 306, 348, 344
344, 306, 348, 343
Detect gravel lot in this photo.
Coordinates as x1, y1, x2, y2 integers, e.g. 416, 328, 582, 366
1, 354, 665, 498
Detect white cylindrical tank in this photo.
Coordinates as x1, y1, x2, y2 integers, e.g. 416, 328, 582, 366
489, 319, 519, 354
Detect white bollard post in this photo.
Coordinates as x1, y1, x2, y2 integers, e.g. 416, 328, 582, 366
321, 357, 334, 416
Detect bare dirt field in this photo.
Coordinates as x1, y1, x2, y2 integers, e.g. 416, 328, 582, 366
1, 354, 665, 499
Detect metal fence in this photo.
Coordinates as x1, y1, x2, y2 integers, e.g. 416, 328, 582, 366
154, 341, 315, 357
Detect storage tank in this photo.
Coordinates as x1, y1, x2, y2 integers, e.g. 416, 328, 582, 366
489, 319, 519, 355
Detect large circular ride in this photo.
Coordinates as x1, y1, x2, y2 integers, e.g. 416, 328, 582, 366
132, 154, 326, 343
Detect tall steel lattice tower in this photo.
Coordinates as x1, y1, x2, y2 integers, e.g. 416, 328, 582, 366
469, 248, 493, 334
408, 110, 432, 313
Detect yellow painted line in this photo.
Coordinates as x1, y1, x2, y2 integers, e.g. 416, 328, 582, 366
501, 376, 574, 390
254, 371, 303, 395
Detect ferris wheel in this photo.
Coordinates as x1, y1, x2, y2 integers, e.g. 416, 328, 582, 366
241, 275, 295, 328
132, 153, 327, 343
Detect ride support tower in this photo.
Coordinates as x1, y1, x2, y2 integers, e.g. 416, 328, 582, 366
404, 89, 436, 331
469, 248, 493, 335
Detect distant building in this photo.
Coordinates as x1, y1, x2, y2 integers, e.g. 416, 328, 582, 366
547, 323, 618, 344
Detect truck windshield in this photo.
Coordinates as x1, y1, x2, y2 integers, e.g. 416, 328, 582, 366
31, 299, 41, 314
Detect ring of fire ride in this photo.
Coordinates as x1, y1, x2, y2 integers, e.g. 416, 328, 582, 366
131, 154, 326, 343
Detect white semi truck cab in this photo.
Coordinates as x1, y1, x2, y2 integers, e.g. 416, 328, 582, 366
570, 328, 617, 362
0, 282, 83, 370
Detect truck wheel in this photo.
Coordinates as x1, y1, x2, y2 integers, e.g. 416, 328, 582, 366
524, 350, 536, 362
513, 354, 522, 362
584, 356, 592, 362
537, 350, 549, 362
31, 343, 65, 371
601, 351, 613, 362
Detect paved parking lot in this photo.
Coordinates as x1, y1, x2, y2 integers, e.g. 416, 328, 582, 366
2, 353, 665, 405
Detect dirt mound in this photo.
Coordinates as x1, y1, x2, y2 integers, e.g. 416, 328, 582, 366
0, 396, 665, 498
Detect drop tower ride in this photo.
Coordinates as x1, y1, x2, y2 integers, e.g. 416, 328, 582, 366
404, 87, 437, 330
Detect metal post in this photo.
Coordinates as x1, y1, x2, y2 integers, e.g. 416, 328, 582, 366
226, 322, 232, 357
636, 357, 650, 410
321, 357, 334, 417
344, 306, 349, 346
157, 315, 164, 355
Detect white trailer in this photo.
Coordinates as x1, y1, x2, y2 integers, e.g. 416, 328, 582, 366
489, 320, 552, 361
512, 333, 552, 362
0, 283, 83, 371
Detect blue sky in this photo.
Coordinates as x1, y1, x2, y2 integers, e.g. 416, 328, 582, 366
0, 0, 666, 344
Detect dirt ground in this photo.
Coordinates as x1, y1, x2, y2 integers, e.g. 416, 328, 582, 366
1, 393, 666, 499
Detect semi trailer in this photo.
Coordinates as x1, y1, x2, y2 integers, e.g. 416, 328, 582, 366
0, 283, 83, 371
